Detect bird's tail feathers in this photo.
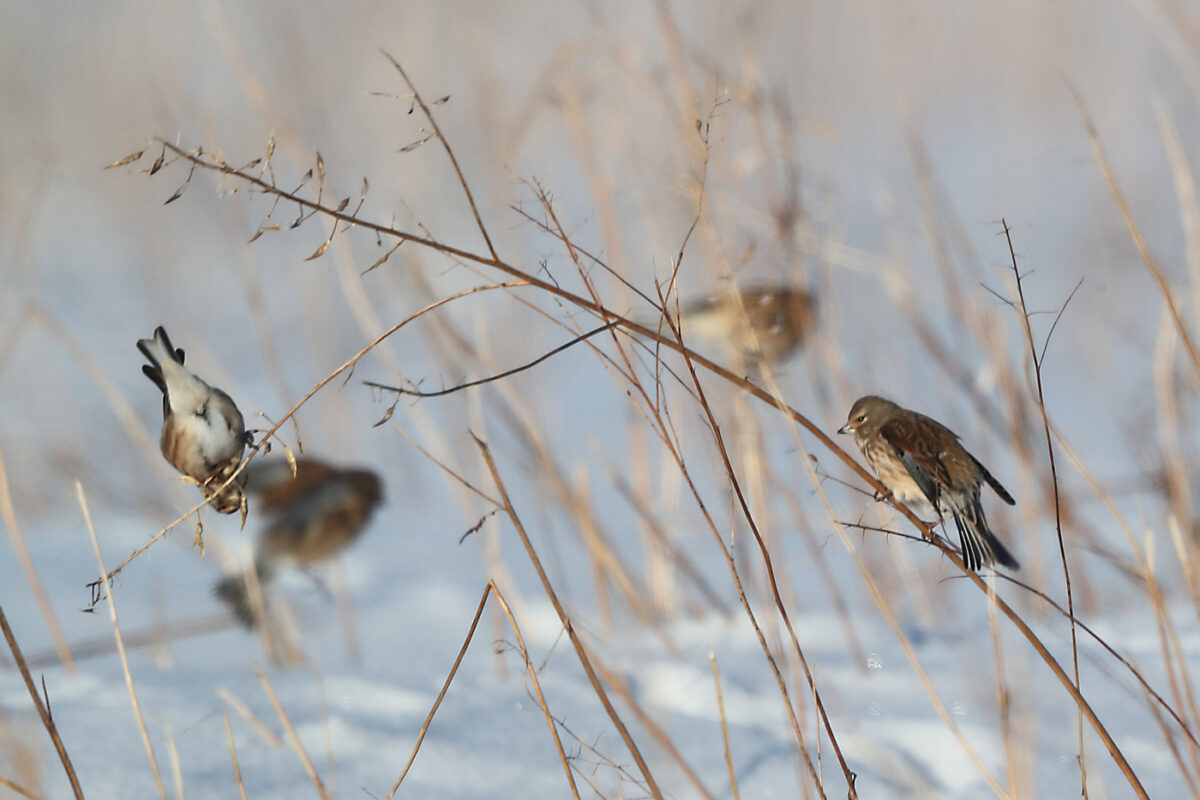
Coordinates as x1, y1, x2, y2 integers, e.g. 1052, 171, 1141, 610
213, 575, 255, 628
952, 498, 1019, 572
137, 326, 184, 368
137, 326, 187, 398
140, 364, 167, 396
213, 561, 273, 629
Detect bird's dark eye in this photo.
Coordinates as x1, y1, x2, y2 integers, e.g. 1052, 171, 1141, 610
855, 415, 865, 423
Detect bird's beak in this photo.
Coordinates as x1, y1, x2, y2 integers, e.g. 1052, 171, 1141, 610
837, 423, 851, 435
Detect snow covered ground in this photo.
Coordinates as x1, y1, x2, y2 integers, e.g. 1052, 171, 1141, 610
2, 1, 1200, 797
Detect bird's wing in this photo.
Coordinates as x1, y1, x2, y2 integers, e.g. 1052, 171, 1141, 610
743, 291, 790, 334
970, 453, 1016, 505
141, 363, 167, 395
878, 416, 955, 507
252, 459, 338, 512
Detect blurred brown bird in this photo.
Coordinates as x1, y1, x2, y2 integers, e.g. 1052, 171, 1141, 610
138, 326, 251, 514
653, 285, 817, 366
214, 457, 384, 626
838, 395, 1019, 572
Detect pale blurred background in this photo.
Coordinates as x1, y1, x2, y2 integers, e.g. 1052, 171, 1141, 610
2, 0, 1200, 796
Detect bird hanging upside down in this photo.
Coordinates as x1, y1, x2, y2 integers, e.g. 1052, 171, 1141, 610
137, 326, 252, 516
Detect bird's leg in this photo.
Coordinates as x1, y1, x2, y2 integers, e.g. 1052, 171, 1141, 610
872, 488, 895, 504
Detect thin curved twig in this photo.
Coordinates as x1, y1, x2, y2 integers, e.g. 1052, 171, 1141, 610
365, 321, 618, 398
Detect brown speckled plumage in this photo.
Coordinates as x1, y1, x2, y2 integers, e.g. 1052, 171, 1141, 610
663, 285, 818, 366
214, 458, 384, 627
839, 395, 1018, 572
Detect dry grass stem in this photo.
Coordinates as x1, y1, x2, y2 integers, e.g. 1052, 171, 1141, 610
217, 688, 282, 748
312, 650, 338, 800
490, 584, 582, 800
78, 480, 167, 799
1076, 93, 1200, 380
474, 435, 665, 799
20, 614, 233, 671
381, 582, 581, 798
0, 448, 73, 673
164, 723, 185, 800
709, 652, 741, 800
1154, 101, 1200, 356
222, 712, 248, 800
0, 774, 39, 800
386, 582, 491, 797
0, 604, 83, 800
590, 653, 716, 799
380, 52, 498, 262
1000, 219, 1087, 794
987, 578, 1019, 793
658, 274, 849, 797
255, 668, 330, 800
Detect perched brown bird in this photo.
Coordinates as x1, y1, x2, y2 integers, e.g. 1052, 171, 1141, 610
651, 285, 817, 366
838, 395, 1019, 572
138, 326, 251, 514
214, 457, 384, 626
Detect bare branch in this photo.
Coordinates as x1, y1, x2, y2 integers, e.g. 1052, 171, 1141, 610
380, 51, 498, 261
366, 322, 618, 399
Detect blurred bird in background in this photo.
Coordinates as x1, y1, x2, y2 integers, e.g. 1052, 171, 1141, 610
214, 457, 384, 627
643, 284, 817, 367
137, 326, 252, 515
838, 395, 1019, 572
